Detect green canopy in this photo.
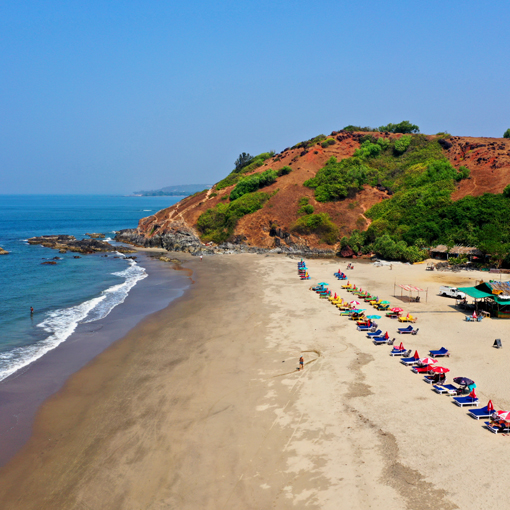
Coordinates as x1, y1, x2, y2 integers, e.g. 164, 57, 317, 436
457, 287, 493, 299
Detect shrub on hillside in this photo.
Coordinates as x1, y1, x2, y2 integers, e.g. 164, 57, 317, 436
321, 138, 336, 148
277, 166, 292, 176
393, 135, 412, 154
298, 204, 314, 215
504, 129, 510, 139
229, 169, 277, 201
378, 121, 420, 134
290, 213, 338, 245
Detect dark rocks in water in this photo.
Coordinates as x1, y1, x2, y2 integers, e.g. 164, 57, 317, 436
0, 247, 9, 255
125, 256, 137, 260
41, 261, 57, 265
85, 233, 106, 239
52, 257, 62, 260
73, 256, 81, 259
28, 235, 136, 254
59, 249, 67, 254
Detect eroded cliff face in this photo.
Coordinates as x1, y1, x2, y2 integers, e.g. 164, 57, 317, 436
118, 132, 510, 254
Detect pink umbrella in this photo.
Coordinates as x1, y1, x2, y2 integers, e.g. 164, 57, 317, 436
431, 366, 450, 374
419, 357, 437, 365
391, 307, 403, 313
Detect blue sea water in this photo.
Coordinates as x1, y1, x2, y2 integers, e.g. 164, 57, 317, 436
0, 194, 180, 382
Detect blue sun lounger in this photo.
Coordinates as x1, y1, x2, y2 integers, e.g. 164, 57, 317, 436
485, 421, 510, 434
373, 337, 388, 345
400, 356, 419, 366
453, 396, 479, 407
366, 329, 382, 338
433, 384, 458, 395
429, 347, 450, 357
390, 348, 408, 357
468, 406, 493, 420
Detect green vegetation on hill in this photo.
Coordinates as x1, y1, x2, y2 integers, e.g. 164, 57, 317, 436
197, 191, 275, 244
341, 120, 420, 134
291, 213, 338, 245
216, 152, 275, 190
504, 129, 510, 139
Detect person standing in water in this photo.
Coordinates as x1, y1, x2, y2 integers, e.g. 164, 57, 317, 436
30, 306, 34, 315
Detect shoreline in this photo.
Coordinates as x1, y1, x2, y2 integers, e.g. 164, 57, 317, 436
0, 251, 191, 467
1, 254, 510, 508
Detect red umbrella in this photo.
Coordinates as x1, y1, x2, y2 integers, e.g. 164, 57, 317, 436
419, 357, 437, 365
488, 400, 494, 413
497, 410, 510, 421
473, 310, 477, 319
334, 293, 337, 299
398, 342, 404, 350
469, 388, 477, 399
391, 307, 403, 313
384, 332, 389, 339
413, 350, 419, 359
431, 366, 450, 374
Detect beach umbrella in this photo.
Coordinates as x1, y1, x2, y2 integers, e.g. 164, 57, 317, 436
431, 366, 450, 374
454, 377, 474, 387
350, 300, 360, 306
391, 307, 403, 313
473, 310, 477, 319
413, 350, 419, 359
469, 388, 477, 399
334, 293, 337, 299
488, 400, 494, 413
398, 342, 405, 350
497, 410, 510, 421
318, 282, 329, 286
381, 300, 390, 304
367, 315, 381, 319
419, 357, 437, 365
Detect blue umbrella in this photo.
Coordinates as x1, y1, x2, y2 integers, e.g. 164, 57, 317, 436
318, 282, 329, 285
367, 315, 381, 319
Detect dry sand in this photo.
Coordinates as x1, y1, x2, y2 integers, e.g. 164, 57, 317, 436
0, 254, 508, 509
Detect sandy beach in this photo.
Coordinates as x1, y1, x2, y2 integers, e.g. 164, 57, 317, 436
0, 254, 508, 509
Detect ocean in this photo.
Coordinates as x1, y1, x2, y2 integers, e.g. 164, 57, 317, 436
0, 194, 181, 382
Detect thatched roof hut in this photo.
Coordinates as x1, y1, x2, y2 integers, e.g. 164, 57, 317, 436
430, 245, 483, 259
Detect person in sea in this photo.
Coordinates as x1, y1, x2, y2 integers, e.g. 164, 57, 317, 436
299, 356, 304, 370
30, 306, 34, 315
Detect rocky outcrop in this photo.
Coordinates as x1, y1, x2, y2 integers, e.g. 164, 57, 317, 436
0, 247, 8, 255
27, 235, 136, 254
85, 233, 105, 239
115, 224, 204, 253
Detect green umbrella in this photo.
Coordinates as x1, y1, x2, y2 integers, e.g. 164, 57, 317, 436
381, 300, 390, 304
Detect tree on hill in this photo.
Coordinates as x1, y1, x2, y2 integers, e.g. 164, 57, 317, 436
378, 121, 420, 134
504, 129, 510, 139
234, 152, 254, 172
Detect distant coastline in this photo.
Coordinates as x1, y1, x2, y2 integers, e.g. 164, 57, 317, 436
133, 184, 212, 197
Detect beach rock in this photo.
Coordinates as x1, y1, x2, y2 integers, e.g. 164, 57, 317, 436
340, 246, 355, 258
41, 261, 57, 265
85, 233, 105, 239
74, 256, 81, 259
0, 247, 8, 255
28, 235, 136, 254
59, 249, 67, 253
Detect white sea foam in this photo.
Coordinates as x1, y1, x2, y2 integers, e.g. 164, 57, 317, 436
143, 209, 152, 211
0, 260, 147, 382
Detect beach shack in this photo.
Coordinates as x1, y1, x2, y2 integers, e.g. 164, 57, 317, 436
457, 281, 510, 318
430, 245, 483, 261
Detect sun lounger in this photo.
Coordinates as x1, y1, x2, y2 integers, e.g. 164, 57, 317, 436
468, 406, 493, 420
453, 396, 479, 407
485, 421, 510, 434
390, 348, 406, 357
373, 337, 389, 345
397, 326, 419, 335
371, 335, 387, 342
424, 375, 446, 384
412, 365, 432, 373
400, 356, 419, 366
429, 347, 450, 357
366, 329, 382, 338
433, 385, 455, 394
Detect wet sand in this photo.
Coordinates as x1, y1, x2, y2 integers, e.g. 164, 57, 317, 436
0, 255, 509, 509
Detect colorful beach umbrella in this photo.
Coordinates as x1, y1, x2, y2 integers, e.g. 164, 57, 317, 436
318, 282, 329, 286
367, 315, 381, 319
391, 307, 403, 313
431, 366, 450, 374
454, 377, 474, 387
350, 300, 360, 306
497, 410, 510, 421
419, 357, 437, 365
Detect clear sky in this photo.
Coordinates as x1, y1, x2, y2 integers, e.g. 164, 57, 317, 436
1, 1, 509, 194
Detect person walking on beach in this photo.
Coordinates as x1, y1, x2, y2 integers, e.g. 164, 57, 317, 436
200, 255, 203, 262
299, 356, 304, 370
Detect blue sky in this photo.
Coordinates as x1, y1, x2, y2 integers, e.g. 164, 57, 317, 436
1, 1, 509, 194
